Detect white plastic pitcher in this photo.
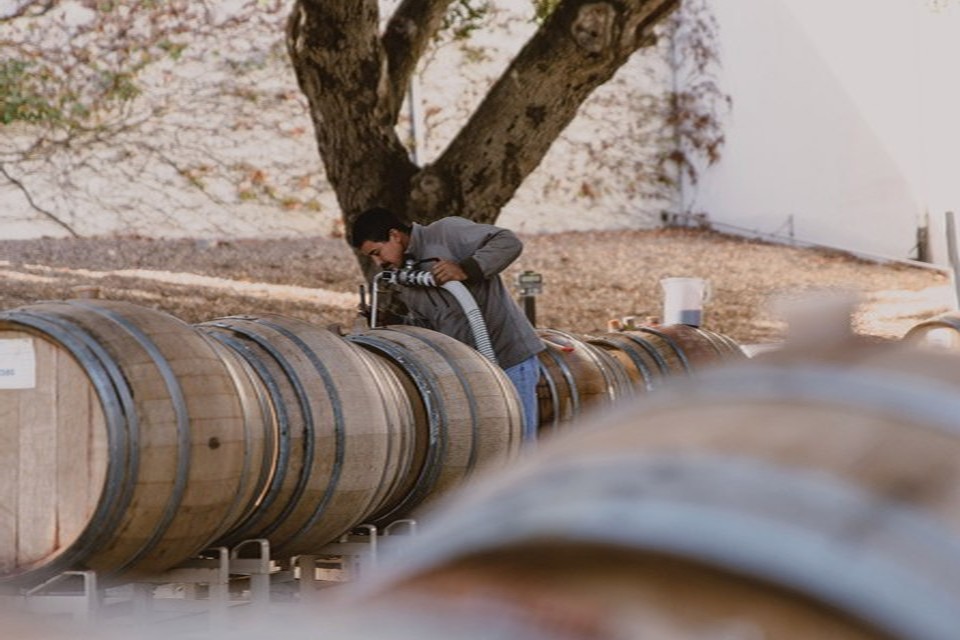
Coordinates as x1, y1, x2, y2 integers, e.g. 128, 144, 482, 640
660, 277, 710, 327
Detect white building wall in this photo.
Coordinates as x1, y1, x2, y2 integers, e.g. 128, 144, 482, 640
696, 0, 960, 265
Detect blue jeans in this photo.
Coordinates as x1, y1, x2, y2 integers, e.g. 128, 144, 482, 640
504, 354, 540, 444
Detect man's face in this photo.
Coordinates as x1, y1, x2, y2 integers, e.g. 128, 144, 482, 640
359, 228, 406, 270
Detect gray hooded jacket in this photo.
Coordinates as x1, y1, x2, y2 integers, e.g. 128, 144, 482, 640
394, 217, 544, 370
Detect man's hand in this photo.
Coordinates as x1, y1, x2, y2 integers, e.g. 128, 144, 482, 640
431, 259, 468, 285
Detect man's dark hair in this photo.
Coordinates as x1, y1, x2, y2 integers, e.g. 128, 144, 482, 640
350, 207, 412, 248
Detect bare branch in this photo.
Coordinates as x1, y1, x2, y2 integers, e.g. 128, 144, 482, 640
0, 0, 56, 21
0, 163, 79, 236
381, 0, 456, 119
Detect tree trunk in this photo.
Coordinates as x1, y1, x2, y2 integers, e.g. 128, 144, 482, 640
287, 0, 678, 237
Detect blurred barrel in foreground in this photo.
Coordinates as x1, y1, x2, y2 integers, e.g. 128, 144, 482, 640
348, 325, 523, 525
0, 300, 271, 585
343, 338, 960, 640
197, 314, 414, 556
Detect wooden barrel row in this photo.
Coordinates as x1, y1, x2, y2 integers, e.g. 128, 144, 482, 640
535, 324, 746, 434
0, 300, 523, 586
341, 336, 960, 640
0, 300, 261, 586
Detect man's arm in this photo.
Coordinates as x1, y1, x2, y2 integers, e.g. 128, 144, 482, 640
440, 217, 523, 282
431, 259, 469, 285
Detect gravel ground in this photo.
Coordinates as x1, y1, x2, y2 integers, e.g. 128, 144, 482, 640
0, 228, 951, 345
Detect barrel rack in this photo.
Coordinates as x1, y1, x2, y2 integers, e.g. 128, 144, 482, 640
3, 519, 417, 632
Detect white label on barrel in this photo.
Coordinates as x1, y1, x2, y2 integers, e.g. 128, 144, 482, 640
0, 338, 36, 389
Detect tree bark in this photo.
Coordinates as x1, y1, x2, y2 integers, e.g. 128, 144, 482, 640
286, 0, 419, 224
287, 0, 679, 234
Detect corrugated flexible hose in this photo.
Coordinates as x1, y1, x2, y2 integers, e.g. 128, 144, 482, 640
388, 269, 499, 366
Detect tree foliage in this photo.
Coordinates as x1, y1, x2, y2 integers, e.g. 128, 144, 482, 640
0, 0, 301, 236
659, 0, 729, 219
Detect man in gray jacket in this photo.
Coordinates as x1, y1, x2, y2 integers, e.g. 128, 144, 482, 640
350, 207, 544, 443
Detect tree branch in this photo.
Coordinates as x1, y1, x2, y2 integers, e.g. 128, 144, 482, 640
0, 0, 56, 21
381, 0, 456, 120
0, 163, 79, 237
420, 0, 679, 223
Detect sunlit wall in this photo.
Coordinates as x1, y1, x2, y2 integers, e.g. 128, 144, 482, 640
696, 0, 960, 265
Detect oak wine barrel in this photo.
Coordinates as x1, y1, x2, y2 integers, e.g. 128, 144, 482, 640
584, 332, 668, 391
342, 338, 960, 640
347, 325, 523, 525
0, 300, 271, 585
197, 314, 415, 556
535, 328, 634, 434
587, 324, 745, 391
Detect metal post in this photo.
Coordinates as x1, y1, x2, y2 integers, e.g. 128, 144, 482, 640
230, 539, 272, 609
23, 570, 100, 622
297, 555, 320, 599
523, 295, 536, 325
384, 518, 418, 537
208, 546, 230, 630
945, 211, 960, 309
516, 270, 543, 326
916, 210, 930, 263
